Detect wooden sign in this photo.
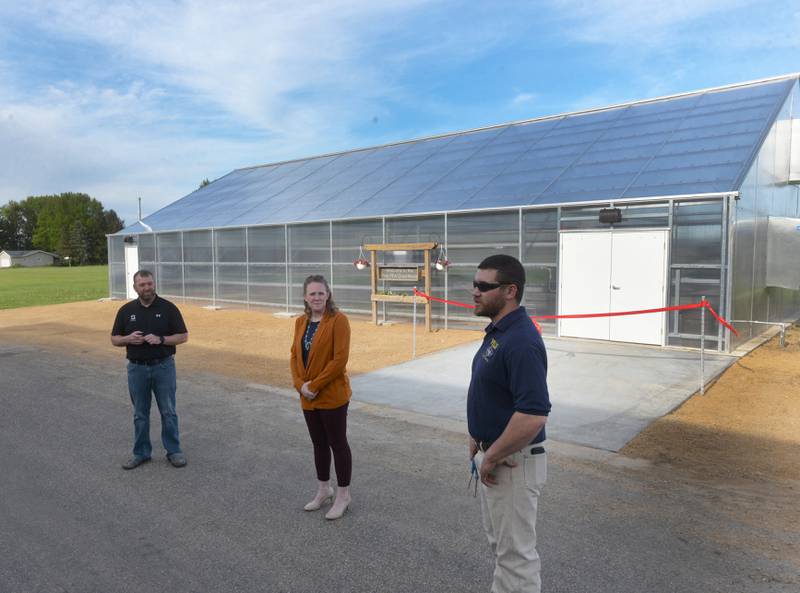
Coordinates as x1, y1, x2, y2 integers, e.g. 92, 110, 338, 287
365, 241, 437, 332
378, 266, 420, 281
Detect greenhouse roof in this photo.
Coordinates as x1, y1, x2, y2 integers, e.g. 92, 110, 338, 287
123, 75, 796, 233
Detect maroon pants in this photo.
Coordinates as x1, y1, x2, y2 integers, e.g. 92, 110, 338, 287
303, 403, 352, 487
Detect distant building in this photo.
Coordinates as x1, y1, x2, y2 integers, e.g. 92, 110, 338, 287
0, 250, 60, 268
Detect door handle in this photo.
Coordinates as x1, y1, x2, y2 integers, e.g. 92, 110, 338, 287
611, 285, 621, 290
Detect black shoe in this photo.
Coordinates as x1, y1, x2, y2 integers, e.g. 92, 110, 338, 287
122, 456, 151, 470
167, 453, 187, 468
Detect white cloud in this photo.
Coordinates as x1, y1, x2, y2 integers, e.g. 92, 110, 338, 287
510, 92, 537, 108
0, 0, 450, 223
7, 0, 433, 133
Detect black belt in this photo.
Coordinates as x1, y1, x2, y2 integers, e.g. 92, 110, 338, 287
129, 356, 170, 366
477, 441, 545, 455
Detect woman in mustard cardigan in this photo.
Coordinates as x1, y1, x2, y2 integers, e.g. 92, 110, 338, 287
290, 274, 352, 520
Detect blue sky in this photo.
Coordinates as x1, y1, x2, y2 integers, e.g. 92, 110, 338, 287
0, 0, 798, 225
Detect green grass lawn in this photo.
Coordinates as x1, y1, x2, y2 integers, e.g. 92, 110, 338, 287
0, 265, 109, 309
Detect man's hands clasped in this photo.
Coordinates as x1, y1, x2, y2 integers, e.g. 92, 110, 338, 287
125, 331, 163, 346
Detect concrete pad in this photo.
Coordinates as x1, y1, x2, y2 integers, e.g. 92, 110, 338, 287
350, 337, 736, 452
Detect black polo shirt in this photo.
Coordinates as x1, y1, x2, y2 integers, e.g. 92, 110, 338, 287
467, 306, 551, 444
111, 295, 188, 362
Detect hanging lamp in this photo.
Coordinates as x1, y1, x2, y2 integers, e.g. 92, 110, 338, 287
353, 245, 370, 270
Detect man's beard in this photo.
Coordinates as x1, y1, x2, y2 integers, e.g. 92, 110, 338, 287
474, 296, 503, 318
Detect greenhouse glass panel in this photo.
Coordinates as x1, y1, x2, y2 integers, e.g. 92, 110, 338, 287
331, 263, 372, 311
658, 134, 756, 155
248, 226, 286, 263
110, 264, 126, 297
534, 128, 605, 149
156, 263, 183, 297
249, 264, 287, 305
386, 215, 444, 249
157, 233, 182, 263
183, 230, 212, 263
671, 200, 723, 265
523, 264, 557, 334
139, 260, 155, 277
216, 264, 247, 302
289, 223, 331, 264
184, 264, 212, 299
332, 219, 382, 264
460, 190, 534, 212
541, 173, 638, 202
668, 268, 722, 342
445, 265, 479, 307
428, 169, 500, 191
447, 211, 519, 263
523, 209, 558, 264
396, 188, 473, 215
216, 228, 246, 263
138, 234, 155, 262
109, 235, 125, 263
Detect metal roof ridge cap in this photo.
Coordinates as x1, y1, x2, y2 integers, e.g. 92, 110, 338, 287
231, 75, 800, 174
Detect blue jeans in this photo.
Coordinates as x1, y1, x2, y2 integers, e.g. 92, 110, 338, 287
126, 356, 182, 458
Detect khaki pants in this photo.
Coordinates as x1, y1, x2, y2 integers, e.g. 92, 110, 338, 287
476, 446, 547, 593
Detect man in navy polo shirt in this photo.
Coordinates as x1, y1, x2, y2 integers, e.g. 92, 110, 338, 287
111, 269, 189, 470
467, 254, 551, 593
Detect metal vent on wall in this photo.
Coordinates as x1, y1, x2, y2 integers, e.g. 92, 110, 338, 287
766, 216, 800, 289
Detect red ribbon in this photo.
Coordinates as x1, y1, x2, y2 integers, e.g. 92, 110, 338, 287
411, 289, 738, 337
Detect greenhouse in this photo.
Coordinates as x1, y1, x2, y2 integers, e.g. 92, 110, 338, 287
109, 74, 800, 352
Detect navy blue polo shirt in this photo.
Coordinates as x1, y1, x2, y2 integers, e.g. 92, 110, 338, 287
467, 306, 551, 444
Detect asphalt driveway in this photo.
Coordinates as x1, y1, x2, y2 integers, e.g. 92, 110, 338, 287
0, 341, 795, 593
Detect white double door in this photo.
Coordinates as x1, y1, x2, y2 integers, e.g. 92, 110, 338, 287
558, 230, 669, 345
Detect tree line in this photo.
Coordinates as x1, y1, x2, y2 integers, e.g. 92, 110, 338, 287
0, 193, 124, 265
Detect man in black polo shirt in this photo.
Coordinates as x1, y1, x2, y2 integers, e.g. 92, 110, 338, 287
467, 254, 551, 593
111, 269, 189, 470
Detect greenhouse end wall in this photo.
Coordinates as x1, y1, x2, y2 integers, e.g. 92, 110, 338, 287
730, 80, 800, 349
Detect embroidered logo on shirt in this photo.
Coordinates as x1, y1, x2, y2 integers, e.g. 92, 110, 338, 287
156, 313, 161, 318
130, 314, 136, 321
482, 338, 499, 362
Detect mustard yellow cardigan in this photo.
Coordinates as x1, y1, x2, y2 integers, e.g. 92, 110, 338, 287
290, 310, 352, 410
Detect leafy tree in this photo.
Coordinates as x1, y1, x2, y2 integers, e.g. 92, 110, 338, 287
0, 197, 46, 250
0, 193, 124, 263
103, 210, 124, 235
67, 221, 91, 265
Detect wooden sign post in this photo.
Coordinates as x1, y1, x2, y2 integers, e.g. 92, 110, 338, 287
363, 242, 437, 332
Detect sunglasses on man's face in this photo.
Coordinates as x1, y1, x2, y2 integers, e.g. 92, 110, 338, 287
472, 280, 509, 293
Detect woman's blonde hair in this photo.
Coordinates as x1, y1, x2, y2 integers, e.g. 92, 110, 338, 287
302, 274, 338, 318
